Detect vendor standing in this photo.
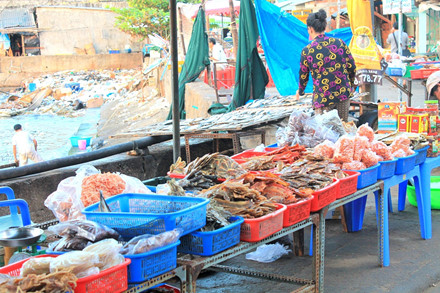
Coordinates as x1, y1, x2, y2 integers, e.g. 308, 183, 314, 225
296, 9, 356, 122
426, 71, 440, 101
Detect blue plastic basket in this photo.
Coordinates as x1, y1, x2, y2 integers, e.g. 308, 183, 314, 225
125, 240, 180, 283
177, 216, 244, 256
345, 164, 379, 189
69, 136, 92, 147
395, 153, 417, 175
414, 146, 429, 165
378, 159, 397, 180
267, 143, 278, 147
82, 194, 209, 240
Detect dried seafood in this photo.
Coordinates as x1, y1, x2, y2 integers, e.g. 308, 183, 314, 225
177, 172, 218, 192
175, 153, 246, 180
169, 157, 186, 174
240, 144, 307, 171
279, 156, 347, 193
199, 182, 278, 219
202, 201, 233, 232
233, 171, 307, 204
0, 270, 77, 293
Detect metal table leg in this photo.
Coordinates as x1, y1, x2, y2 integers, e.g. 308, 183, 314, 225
315, 211, 325, 293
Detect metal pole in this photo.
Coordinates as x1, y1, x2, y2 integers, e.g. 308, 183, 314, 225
398, 2, 403, 101
170, 0, 180, 162
370, 0, 377, 102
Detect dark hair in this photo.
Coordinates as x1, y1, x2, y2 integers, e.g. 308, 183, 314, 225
432, 84, 439, 97
209, 38, 216, 45
14, 124, 21, 131
306, 9, 327, 33
393, 22, 398, 30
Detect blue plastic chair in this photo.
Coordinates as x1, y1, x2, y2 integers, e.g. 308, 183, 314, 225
0, 186, 31, 232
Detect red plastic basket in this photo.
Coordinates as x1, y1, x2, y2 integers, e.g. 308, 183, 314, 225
167, 171, 226, 182
240, 203, 287, 242
337, 171, 360, 199
282, 196, 313, 227
310, 179, 340, 212
0, 254, 131, 293
231, 151, 267, 164
410, 68, 440, 79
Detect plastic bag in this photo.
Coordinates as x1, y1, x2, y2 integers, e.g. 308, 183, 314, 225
83, 239, 123, 270
343, 121, 357, 135
333, 136, 355, 163
48, 236, 91, 252
50, 251, 99, 277
245, 242, 291, 263
120, 228, 183, 255
371, 141, 394, 161
357, 123, 375, 142
342, 161, 366, 170
276, 126, 291, 147
48, 220, 120, 242
393, 149, 407, 158
254, 144, 266, 152
390, 135, 411, 154
315, 109, 346, 137
361, 149, 380, 168
45, 165, 150, 222
21, 257, 53, 277
353, 136, 371, 161
76, 267, 100, 279
313, 140, 335, 159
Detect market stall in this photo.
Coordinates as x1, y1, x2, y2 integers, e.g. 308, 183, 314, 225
1, 97, 439, 292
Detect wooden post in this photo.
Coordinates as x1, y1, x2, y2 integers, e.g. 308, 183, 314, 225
21, 35, 25, 56
229, 0, 238, 60
178, 7, 187, 56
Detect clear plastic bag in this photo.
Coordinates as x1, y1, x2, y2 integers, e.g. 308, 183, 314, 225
371, 141, 394, 161
276, 126, 291, 147
333, 135, 355, 163
315, 109, 346, 137
342, 161, 366, 170
76, 267, 100, 278
120, 228, 183, 255
313, 140, 335, 159
21, 257, 53, 277
45, 165, 151, 222
48, 220, 120, 242
357, 123, 375, 142
353, 136, 371, 161
48, 236, 91, 252
83, 239, 123, 270
361, 149, 380, 168
50, 251, 99, 277
245, 242, 291, 263
390, 134, 412, 154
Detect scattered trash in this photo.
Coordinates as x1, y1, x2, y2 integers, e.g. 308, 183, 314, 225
245, 242, 291, 263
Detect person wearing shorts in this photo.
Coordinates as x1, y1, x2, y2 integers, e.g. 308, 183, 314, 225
12, 124, 43, 166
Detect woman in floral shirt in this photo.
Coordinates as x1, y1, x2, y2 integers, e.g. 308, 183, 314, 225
297, 9, 356, 121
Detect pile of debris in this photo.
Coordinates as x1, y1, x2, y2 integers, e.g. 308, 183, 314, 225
0, 69, 148, 118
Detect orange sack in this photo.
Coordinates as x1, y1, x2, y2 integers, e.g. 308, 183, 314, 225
313, 140, 335, 159
353, 136, 371, 161
342, 161, 367, 170
361, 149, 380, 168
81, 173, 126, 207
371, 141, 394, 161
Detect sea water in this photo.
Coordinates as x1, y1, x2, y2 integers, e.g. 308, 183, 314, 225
0, 109, 100, 166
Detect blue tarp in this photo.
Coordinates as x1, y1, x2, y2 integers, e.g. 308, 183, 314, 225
255, 0, 353, 95
0, 33, 10, 50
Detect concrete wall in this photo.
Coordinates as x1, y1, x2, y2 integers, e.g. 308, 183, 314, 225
0, 139, 226, 223
36, 7, 141, 55
0, 53, 142, 86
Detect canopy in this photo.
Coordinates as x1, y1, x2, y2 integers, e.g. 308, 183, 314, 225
228, 0, 268, 111
192, 0, 240, 18
167, 8, 210, 120
255, 0, 353, 95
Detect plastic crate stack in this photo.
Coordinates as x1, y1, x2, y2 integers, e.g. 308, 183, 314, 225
82, 193, 209, 286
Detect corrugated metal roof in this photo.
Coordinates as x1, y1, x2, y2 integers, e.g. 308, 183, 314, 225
0, 8, 36, 29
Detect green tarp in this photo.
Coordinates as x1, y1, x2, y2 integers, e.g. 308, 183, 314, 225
167, 8, 210, 120
227, 0, 268, 111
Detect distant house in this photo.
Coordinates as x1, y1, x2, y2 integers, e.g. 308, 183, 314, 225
0, 1, 142, 56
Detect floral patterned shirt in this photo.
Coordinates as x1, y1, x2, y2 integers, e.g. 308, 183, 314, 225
299, 34, 356, 108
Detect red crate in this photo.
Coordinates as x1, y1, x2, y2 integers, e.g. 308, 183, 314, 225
0, 254, 131, 293
282, 196, 313, 227
410, 68, 440, 79
167, 172, 226, 182
337, 171, 360, 199
310, 179, 340, 212
240, 203, 287, 242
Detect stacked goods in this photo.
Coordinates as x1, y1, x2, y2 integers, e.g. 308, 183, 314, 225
314, 123, 414, 171
378, 101, 407, 133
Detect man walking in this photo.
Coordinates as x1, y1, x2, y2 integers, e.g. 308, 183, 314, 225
12, 124, 43, 166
